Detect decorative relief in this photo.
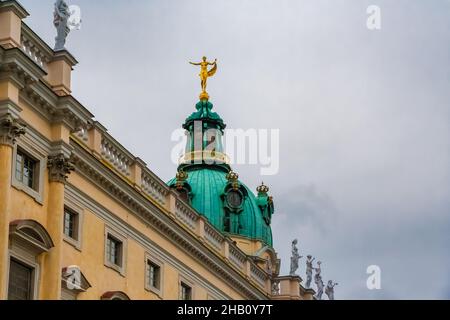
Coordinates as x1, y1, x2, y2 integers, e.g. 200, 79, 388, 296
0, 114, 26, 147
47, 153, 75, 183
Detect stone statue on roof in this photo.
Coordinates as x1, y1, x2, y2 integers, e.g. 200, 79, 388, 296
54, 0, 71, 51
289, 239, 302, 276
305, 255, 315, 288
325, 280, 338, 300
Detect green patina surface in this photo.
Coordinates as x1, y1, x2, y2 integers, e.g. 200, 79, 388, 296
183, 100, 225, 130
168, 167, 273, 246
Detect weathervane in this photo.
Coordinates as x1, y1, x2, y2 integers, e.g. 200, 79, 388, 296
189, 56, 218, 101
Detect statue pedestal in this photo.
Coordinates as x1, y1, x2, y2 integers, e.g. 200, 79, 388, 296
199, 91, 210, 101
272, 275, 303, 300
300, 287, 316, 300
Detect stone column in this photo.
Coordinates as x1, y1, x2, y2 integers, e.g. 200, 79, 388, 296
41, 152, 74, 300
0, 113, 25, 299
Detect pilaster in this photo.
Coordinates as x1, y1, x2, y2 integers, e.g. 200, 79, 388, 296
0, 103, 25, 299
41, 145, 74, 300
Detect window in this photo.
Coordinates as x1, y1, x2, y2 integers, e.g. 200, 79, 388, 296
8, 259, 34, 300
106, 235, 122, 267
104, 227, 127, 275
146, 261, 161, 289
180, 282, 192, 300
12, 145, 45, 203
64, 209, 78, 240
144, 254, 163, 296
62, 205, 83, 250
15, 149, 38, 191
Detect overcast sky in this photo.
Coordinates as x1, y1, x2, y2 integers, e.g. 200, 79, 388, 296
19, 0, 450, 299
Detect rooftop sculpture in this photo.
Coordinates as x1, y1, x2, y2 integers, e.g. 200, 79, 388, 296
289, 239, 302, 276
189, 56, 218, 101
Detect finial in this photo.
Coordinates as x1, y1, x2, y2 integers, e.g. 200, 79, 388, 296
189, 56, 218, 101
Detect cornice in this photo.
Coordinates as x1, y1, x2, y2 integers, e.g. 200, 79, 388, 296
20, 80, 58, 121
70, 141, 269, 300
20, 81, 94, 131
55, 95, 94, 131
0, 47, 46, 86
1, 48, 92, 132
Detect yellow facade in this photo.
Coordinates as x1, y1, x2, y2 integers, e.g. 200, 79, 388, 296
0, 1, 312, 301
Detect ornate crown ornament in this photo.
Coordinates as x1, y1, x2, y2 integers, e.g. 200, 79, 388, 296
175, 169, 188, 190
256, 182, 270, 194
226, 171, 240, 190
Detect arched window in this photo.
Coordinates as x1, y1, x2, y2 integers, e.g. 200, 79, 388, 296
101, 291, 130, 300
7, 220, 54, 300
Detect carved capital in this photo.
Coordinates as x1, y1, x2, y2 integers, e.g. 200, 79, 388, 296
0, 114, 26, 147
47, 153, 75, 183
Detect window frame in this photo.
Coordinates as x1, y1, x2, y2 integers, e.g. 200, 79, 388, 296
63, 204, 83, 250
6, 252, 40, 300
11, 144, 45, 204
179, 276, 195, 301
104, 226, 127, 276
144, 253, 164, 297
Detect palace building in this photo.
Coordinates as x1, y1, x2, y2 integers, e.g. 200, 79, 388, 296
0, 0, 315, 300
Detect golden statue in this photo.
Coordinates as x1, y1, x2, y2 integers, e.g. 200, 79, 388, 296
189, 56, 217, 100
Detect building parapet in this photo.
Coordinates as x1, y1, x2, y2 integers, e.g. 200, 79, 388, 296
20, 23, 53, 70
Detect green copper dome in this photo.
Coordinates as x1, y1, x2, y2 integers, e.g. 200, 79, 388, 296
168, 100, 274, 246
